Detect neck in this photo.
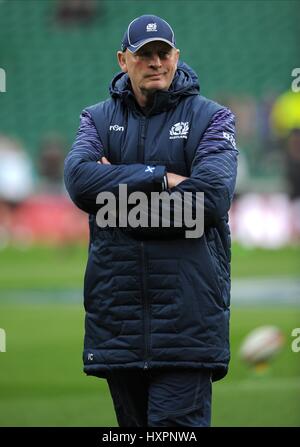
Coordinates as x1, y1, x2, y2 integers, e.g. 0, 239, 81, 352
133, 87, 156, 108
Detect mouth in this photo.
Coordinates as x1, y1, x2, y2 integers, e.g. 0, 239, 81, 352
145, 73, 165, 79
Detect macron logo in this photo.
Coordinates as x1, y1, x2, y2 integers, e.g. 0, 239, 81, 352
109, 125, 124, 131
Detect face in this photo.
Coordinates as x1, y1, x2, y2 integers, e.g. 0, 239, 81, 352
117, 41, 180, 103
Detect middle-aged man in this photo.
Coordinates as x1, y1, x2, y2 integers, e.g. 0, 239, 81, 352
64, 14, 238, 427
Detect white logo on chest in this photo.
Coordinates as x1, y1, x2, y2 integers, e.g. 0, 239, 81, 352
169, 122, 189, 139
109, 124, 124, 131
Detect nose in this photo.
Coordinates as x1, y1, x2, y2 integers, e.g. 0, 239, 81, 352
148, 53, 162, 68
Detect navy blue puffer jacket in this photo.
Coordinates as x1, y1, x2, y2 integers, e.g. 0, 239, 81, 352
64, 62, 238, 381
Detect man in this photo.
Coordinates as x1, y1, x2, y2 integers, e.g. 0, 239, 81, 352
64, 14, 238, 427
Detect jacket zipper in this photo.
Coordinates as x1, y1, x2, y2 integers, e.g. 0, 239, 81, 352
137, 117, 148, 163
140, 241, 150, 370
138, 116, 150, 370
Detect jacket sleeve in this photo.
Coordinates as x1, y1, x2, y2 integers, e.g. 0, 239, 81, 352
172, 107, 238, 227
64, 110, 166, 214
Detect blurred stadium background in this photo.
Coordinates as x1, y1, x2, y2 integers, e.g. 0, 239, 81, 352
0, 0, 299, 427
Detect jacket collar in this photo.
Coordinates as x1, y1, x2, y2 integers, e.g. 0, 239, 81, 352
109, 61, 200, 116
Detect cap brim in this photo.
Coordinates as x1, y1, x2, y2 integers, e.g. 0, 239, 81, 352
126, 38, 175, 53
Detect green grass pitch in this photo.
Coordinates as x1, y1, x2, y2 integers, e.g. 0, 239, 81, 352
0, 243, 299, 426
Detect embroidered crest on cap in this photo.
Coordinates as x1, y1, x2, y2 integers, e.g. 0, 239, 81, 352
146, 23, 157, 32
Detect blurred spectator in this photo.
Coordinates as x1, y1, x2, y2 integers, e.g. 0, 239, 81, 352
0, 135, 34, 247
55, 0, 99, 26
270, 91, 300, 199
37, 133, 66, 194
0, 135, 34, 205
284, 128, 300, 200
270, 90, 300, 138
231, 193, 292, 248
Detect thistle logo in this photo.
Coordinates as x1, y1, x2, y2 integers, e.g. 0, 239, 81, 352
146, 23, 157, 32
0, 328, 6, 352
0, 68, 6, 93
169, 122, 189, 139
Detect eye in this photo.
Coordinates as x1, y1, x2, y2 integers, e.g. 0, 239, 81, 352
137, 50, 151, 58
158, 51, 170, 59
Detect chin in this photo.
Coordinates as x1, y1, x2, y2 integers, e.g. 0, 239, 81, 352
145, 81, 168, 91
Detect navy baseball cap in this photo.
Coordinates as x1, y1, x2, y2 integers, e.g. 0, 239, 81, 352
121, 15, 176, 53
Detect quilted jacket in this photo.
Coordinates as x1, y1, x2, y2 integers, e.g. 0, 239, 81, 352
64, 62, 238, 381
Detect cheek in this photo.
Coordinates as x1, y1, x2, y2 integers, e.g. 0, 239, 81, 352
167, 63, 177, 78
130, 61, 144, 76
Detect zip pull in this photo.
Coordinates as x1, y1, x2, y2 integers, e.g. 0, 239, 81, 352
144, 361, 149, 370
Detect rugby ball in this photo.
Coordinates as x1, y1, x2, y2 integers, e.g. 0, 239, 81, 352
239, 325, 284, 365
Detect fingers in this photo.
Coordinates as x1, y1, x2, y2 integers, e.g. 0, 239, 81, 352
167, 172, 188, 188
97, 156, 111, 164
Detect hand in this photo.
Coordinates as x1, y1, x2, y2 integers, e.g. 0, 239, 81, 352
97, 156, 111, 165
167, 172, 188, 188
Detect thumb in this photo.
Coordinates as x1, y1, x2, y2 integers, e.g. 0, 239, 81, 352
101, 156, 111, 165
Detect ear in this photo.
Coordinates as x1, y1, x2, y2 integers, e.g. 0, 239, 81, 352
117, 51, 128, 73
170, 48, 180, 73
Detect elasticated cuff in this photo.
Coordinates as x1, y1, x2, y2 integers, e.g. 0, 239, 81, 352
153, 165, 167, 190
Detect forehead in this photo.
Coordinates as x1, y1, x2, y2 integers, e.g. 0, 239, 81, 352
135, 41, 173, 53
